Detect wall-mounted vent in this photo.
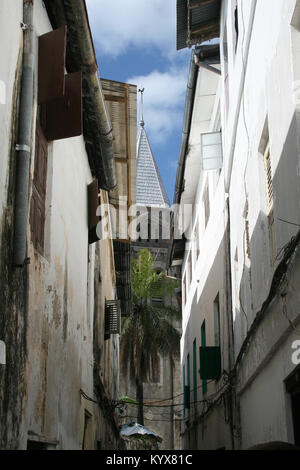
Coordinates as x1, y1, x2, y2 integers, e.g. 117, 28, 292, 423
104, 300, 121, 340
201, 132, 223, 171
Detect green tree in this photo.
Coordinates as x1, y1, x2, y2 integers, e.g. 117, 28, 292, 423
120, 249, 181, 425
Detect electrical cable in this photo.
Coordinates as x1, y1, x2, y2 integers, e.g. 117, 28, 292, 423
142, 378, 216, 404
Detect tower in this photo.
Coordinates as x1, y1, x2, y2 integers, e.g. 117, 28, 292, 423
119, 89, 181, 450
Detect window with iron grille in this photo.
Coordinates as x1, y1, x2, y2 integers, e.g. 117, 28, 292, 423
104, 300, 121, 340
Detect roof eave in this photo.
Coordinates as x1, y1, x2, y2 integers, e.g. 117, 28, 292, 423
176, 0, 221, 51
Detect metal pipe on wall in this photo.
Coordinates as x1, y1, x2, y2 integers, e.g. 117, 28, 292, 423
13, 0, 34, 267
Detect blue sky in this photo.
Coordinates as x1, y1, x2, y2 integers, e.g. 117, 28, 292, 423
86, 0, 190, 202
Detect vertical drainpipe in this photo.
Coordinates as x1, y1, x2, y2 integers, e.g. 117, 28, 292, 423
13, 0, 34, 267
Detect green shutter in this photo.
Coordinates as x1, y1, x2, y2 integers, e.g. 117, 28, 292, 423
183, 364, 186, 413
193, 339, 197, 404
200, 347, 221, 380
187, 354, 191, 409
201, 321, 207, 395
187, 353, 190, 388
184, 385, 190, 410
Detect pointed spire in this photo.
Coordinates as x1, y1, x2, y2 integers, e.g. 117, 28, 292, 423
138, 88, 145, 127
136, 126, 170, 208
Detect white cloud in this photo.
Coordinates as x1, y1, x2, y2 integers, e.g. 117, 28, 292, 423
128, 67, 187, 144
86, 0, 177, 58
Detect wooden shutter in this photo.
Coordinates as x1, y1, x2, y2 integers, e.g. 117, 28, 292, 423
264, 144, 276, 264
38, 25, 67, 104
88, 179, 100, 244
38, 26, 83, 141
264, 145, 274, 213
41, 72, 82, 141
30, 123, 48, 254
104, 300, 121, 340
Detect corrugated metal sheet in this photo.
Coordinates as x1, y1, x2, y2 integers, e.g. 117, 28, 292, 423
177, 0, 221, 50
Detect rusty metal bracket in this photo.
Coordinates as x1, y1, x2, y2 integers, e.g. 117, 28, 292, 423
20, 22, 33, 30
16, 144, 31, 153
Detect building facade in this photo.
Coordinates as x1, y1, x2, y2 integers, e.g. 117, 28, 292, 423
0, 0, 134, 450
173, 0, 300, 450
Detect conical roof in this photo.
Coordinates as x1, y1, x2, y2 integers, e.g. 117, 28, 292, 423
136, 125, 170, 208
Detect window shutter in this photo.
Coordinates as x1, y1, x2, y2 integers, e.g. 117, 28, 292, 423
38, 25, 67, 104
88, 179, 100, 244
201, 132, 223, 171
41, 72, 82, 141
184, 385, 190, 410
200, 347, 221, 380
104, 300, 121, 340
38, 26, 83, 141
264, 145, 273, 212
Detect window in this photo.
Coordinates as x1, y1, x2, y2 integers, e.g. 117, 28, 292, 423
82, 410, 93, 450
214, 294, 221, 348
187, 353, 191, 407
203, 184, 210, 228
182, 273, 186, 307
291, 1, 300, 108
148, 354, 161, 384
104, 300, 121, 340
27, 440, 56, 450
233, 2, 239, 53
187, 251, 192, 287
201, 132, 223, 171
200, 320, 207, 395
193, 339, 197, 404
183, 364, 186, 414
30, 123, 48, 255
245, 219, 251, 260
88, 179, 100, 244
194, 218, 200, 261
223, 26, 229, 116
264, 143, 275, 265
285, 365, 300, 447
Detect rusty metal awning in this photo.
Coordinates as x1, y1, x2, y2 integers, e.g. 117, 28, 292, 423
177, 0, 221, 50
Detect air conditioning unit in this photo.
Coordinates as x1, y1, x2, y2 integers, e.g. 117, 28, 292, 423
201, 132, 223, 171
104, 300, 121, 340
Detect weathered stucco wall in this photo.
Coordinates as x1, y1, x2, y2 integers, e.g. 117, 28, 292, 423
221, 0, 300, 448
0, 0, 29, 449
0, 0, 122, 450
